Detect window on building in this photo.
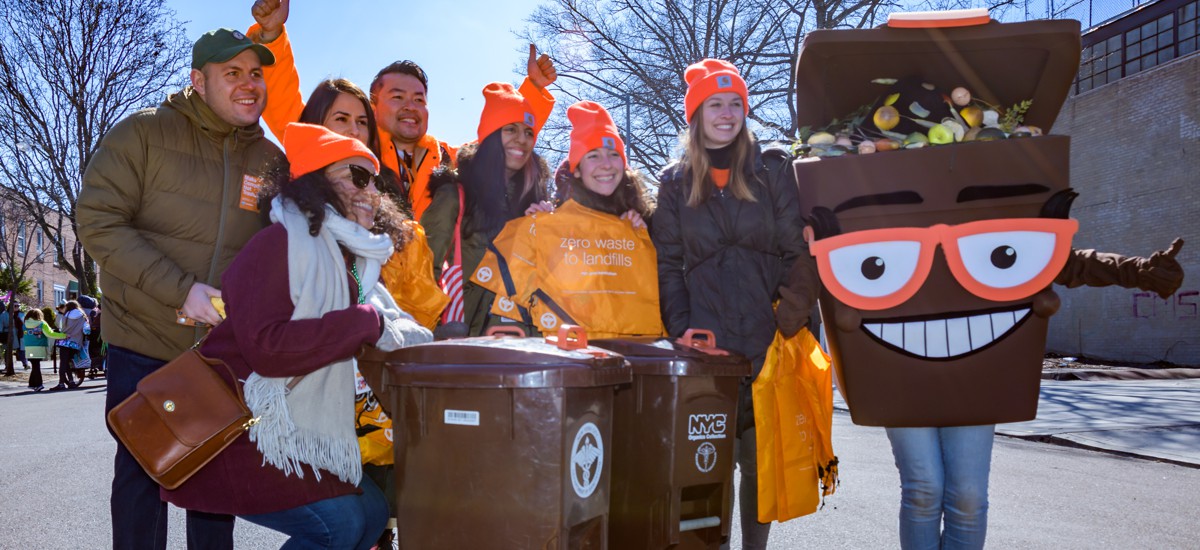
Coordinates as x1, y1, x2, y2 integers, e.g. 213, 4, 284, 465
16, 224, 26, 255
1182, 1, 1199, 56
36, 230, 42, 253
1076, 0, 1199, 93
37, 280, 43, 304
53, 284, 66, 307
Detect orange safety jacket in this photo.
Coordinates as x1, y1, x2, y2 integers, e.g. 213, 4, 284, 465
471, 200, 664, 338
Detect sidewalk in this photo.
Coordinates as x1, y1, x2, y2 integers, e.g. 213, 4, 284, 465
834, 376, 1200, 467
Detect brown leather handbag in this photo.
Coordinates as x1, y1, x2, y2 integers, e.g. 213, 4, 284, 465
106, 348, 258, 490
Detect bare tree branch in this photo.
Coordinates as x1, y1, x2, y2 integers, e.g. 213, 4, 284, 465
0, 0, 189, 297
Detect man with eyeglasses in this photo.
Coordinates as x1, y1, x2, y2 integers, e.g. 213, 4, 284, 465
77, 28, 283, 550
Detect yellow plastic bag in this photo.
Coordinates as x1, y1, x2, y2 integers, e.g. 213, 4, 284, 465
355, 392, 394, 466
754, 327, 838, 522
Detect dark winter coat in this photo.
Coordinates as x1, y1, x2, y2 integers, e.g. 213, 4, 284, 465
78, 87, 283, 361
651, 144, 816, 375
422, 143, 552, 335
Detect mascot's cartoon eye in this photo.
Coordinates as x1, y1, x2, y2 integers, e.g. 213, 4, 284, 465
991, 246, 1017, 269
862, 257, 886, 280
827, 241, 921, 298
956, 231, 1057, 289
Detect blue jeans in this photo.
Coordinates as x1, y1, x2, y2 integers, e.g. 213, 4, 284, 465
106, 345, 235, 550
885, 425, 995, 550
241, 476, 388, 550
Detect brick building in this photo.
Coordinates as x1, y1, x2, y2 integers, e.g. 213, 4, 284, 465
1048, 0, 1199, 365
0, 201, 81, 309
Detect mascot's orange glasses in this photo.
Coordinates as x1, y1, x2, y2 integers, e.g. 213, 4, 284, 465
810, 217, 1079, 310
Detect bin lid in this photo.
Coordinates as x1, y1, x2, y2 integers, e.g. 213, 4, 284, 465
794, 18, 1081, 133
380, 336, 630, 389
590, 337, 751, 377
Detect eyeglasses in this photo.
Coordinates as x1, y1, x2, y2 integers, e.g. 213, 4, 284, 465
343, 164, 377, 190
809, 217, 1078, 311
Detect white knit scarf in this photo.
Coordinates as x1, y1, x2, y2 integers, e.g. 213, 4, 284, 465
243, 197, 394, 484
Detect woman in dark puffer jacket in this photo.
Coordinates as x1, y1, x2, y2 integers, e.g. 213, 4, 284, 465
651, 58, 818, 550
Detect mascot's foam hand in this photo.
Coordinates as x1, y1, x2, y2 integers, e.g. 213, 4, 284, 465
775, 254, 821, 338
1056, 238, 1185, 298
1139, 238, 1185, 299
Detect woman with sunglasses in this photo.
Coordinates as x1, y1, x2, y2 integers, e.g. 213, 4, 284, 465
650, 59, 818, 550
161, 123, 432, 549
247, 1, 450, 333
424, 78, 555, 336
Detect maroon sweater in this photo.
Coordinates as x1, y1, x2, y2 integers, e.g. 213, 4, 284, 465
161, 223, 381, 515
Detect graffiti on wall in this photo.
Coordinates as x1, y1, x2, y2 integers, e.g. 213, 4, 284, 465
1132, 290, 1198, 319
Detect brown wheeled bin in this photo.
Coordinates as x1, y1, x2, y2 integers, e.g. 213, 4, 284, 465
359, 326, 630, 550
592, 330, 751, 549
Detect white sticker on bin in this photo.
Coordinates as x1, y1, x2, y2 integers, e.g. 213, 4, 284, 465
444, 409, 481, 426
570, 422, 603, 499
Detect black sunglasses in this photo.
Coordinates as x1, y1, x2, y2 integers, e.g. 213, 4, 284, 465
344, 164, 377, 189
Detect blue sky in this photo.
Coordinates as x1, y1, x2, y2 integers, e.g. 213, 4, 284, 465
167, 0, 545, 146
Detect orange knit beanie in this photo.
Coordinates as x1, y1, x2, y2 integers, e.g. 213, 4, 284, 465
683, 58, 749, 121
567, 101, 626, 172
476, 82, 538, 143
283, 122, 379, 179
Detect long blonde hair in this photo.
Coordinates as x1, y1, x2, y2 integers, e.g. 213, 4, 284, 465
681, 107, 757, 207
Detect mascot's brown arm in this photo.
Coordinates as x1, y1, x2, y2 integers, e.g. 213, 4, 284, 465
776, 253, 821, 337
1055, 238, 1186, 299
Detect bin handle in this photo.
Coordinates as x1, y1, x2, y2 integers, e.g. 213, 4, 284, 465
547, 324, 588, 350
676, 329, 729, 356
485, 326, 527, 338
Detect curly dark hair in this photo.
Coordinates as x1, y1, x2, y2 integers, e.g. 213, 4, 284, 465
263, 163, 412, 249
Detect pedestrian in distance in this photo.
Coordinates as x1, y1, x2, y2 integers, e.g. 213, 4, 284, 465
77, 27, 283, 550
49, 300, 89, 390
650, 58, 819, 550
160, 122, 432, 549
23, 308, 65, 392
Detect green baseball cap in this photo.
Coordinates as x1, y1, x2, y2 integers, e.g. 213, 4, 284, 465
191, 28, 275, 70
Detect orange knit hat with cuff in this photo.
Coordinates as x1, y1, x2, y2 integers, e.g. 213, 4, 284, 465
283, 122, 379, 179
476, 82, 538, 143
567, 101, 626, 172
683, 59, 749, 120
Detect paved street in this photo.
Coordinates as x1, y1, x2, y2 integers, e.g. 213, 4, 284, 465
2, 377, 1198, 549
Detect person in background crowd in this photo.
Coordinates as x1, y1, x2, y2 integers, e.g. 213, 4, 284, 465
650, 59, 818, 550
50, 300, 88, 390
160, 122, 431, 549
77, 27, 282, 550
23, 309, 65, 392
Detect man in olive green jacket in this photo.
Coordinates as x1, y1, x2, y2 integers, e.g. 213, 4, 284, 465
77, 29, 280, 550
